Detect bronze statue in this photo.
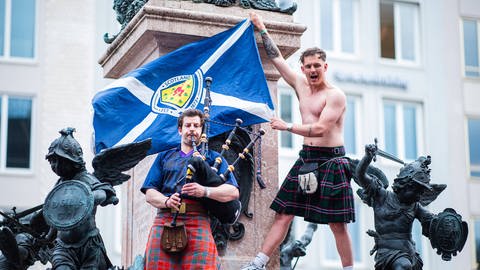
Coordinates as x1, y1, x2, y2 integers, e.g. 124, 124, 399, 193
43, 127, 151, 270
355, 143, 468, 270
104, 0, 297, 43
104, 0, 148, 43
280, 223, 317, 270
0, 206, 53, 270
198, 0, 297, 14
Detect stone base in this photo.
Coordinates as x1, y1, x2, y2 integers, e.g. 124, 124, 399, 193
99, 0, 305, 81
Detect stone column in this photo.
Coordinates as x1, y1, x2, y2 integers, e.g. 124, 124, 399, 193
98, 1, 305, 268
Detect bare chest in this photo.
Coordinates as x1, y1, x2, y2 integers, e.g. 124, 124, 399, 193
298, 92, 327, 121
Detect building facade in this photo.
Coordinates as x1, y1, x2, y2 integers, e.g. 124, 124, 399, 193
0, 0, 122, 267
0, 0, 479, 269
279, 0, 480, 269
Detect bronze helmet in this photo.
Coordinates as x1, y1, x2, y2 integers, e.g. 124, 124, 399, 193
45, 127, 85, 165
394, 156, 433, 190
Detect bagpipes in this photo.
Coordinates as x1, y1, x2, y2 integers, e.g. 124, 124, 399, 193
184, 77, 265, 225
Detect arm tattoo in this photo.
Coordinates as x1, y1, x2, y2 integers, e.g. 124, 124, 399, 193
261, 34, 280, 59
308, 124, 312, 137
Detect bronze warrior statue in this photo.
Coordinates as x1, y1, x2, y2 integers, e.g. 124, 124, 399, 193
355, 143, 468, 270
42, 127, 150, 270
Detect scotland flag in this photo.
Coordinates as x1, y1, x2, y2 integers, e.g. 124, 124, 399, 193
92, 19, 274, 155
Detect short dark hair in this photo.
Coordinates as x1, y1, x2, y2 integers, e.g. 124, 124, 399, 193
177, 108, 205, 128
299, 47, 326, 63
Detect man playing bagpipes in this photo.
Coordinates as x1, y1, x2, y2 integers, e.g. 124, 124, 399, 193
141, 108, 240, 270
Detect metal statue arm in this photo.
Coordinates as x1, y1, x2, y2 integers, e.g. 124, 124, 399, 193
280, 223, 318, 268
93, 189, 107, 206
416, 204, 434, 238
355, 144, 377, 188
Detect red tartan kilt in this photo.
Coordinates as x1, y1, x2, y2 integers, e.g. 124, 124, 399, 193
144, 211, 220, 270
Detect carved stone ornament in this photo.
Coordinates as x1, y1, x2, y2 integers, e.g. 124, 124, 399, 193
43, 180, 94, 230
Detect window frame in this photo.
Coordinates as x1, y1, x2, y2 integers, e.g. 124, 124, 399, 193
277, 86, 302, 156
466, 116, 480, 179
345, 94, 362, 157
315, 0, 360, 59
460, 17, 480, 79
378, 0, 421, 65
0, 0, 38, 62
0, 94, 34, 173
380, 99, 424, 164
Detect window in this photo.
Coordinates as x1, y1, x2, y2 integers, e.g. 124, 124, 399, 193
379, 0, 420, 63
467, 118, 480, 178
279, 90, 295, 149
0, 95, 32, 169
462, 18, 480, 77
319, 0, 358, 56
345, 95, 361, 155
383, 100, 423, 161
0, 0, 36, 59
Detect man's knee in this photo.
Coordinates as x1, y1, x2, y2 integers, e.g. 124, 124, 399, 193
273, 213, 294, 226
328, 222, 348, 235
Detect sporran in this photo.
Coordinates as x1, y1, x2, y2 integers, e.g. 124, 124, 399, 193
297, 162, 319, 194
161, 222, 188, 253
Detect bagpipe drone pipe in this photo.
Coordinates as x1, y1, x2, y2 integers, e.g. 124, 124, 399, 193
186, 77, 265, 225
187, 127, 264, 225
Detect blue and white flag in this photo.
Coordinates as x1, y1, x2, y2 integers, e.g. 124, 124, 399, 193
92, 19, 274, 155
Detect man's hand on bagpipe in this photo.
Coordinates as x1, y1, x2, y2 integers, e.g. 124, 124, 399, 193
165, 192, 182, 211
181, 183, 207, 198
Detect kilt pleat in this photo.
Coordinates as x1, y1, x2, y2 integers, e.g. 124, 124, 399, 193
270, 145, 355, 224
144, 212, 220, 270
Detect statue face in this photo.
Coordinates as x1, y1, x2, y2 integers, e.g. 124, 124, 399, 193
48, 155, 77, 179
395, 182, 424, 204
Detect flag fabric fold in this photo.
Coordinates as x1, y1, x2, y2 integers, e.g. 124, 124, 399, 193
92, 19, 274, 155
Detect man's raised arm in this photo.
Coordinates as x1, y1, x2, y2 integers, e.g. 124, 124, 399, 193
249, 12, 299, 89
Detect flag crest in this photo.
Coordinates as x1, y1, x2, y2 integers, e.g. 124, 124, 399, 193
156, 75, 196, 110
93, 19, 274, 155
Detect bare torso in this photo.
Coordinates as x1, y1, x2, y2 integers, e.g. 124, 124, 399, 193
296, 78, 345, 147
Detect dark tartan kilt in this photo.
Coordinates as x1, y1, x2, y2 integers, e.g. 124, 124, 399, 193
270, 145, 355, 224
144, 211, 220, 270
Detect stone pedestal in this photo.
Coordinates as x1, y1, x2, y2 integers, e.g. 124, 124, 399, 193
98, 1, 305, 269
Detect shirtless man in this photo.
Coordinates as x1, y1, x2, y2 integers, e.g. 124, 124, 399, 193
241, 12, 355, 270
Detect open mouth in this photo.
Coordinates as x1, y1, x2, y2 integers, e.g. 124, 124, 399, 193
310, 74, 319, 81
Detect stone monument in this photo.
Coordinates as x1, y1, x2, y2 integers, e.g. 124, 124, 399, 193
98, 0, 305, 268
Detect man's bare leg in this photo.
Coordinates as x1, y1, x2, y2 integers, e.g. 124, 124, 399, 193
260, 213, 295, 255
242, 213, 294, 269
329, 222, 353, 268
